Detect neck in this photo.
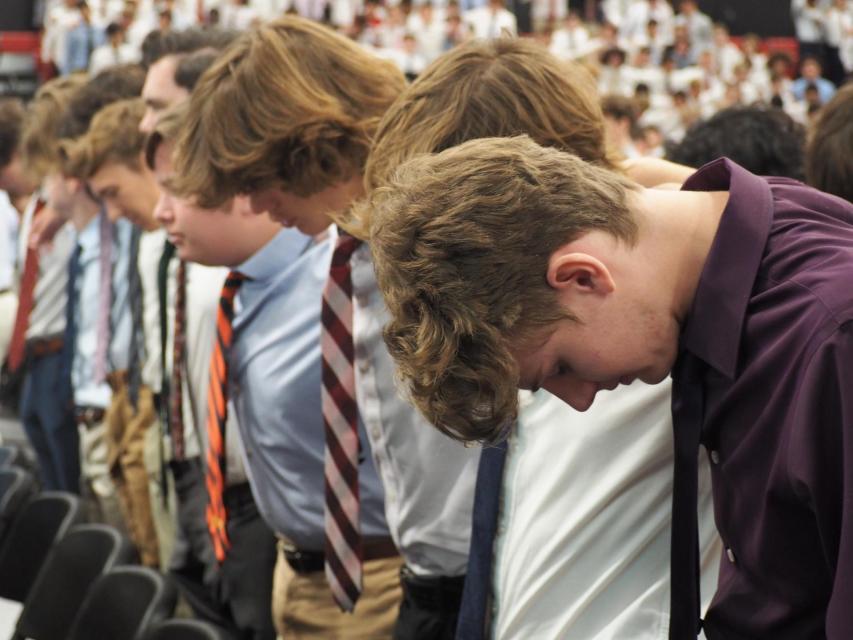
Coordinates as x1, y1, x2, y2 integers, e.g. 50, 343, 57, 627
633, 186, 729, 325
71, 195, 101, 231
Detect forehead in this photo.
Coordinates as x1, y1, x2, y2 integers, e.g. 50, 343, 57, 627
89, 162, 138, 191
143, 56, 181, 98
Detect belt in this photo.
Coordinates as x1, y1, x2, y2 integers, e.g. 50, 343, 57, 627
281, 536, 399, 574
75, 405, 106, 428
26, 336, 64, 359
399, 565, 466, 612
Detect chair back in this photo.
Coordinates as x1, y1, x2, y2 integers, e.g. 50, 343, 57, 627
0, 467, 35, 545
68, 566, 178, 640
144, 618, 235, 640
15, 523, 137, 640
0, 491, 83, 602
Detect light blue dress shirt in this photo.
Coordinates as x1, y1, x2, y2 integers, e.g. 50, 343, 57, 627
72, 212, 111, 408
109, 217, 133, 372
230, 228, 390, 549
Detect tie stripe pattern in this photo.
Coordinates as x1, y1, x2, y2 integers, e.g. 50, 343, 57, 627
321, 233, 363, 612
7, 199, 46, 372
205, 270, 245, 563
170, 260, 187, 460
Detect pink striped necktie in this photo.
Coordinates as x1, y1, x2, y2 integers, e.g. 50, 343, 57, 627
93, 211, 112, 383
321, 232, 363, 612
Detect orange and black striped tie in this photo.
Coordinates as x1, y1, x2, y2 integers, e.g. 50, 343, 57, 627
205, 270, 245, 563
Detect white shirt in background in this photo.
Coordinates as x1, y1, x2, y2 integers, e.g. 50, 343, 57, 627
493, 382, 721, 639
351, 241, 480, 577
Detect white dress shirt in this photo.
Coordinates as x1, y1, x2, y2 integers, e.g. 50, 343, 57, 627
138, 227, 166, 392
351, 242, 480, 577
464, 7, 518, 39
72, 214, 112, 409
163, 259, 248, 486
18, 194, 74, 340
493, 382, 721, 639
0, 192, 17, 292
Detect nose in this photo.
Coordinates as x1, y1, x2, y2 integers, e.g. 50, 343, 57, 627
153, 192, 173, 225
139, 109, 156, 135
104, 200, 124, 223
543, 376, 600, 412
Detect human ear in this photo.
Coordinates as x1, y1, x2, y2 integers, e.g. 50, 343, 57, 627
546, 248, 615, 296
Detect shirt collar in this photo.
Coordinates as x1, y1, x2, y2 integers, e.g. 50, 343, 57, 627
679, 158, 773, 379
235, 227, 315, 283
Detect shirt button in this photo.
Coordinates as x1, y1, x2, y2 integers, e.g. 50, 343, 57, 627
370, 427, 382, 441
726, 548, 737, 564
710, 450, 721, 465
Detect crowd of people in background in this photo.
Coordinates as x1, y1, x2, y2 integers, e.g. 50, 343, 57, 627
37, 0, 853, 152
0, 0, 850, 639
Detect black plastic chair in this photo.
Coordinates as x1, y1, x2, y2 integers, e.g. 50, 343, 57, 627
68, 566, 178, 640
0, 444, 24, 468
13, 523, 137, 640
0, 491, 84, 602
145, 619, 236, 640
0, 467, 35, 545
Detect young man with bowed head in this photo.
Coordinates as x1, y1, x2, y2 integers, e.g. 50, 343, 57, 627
359, 37, 719, 640
366, 135, 853, 639
61, 97, 164, 568
154, 101, 400, 638
142, 37, 278, 640
171, 15, 480, 638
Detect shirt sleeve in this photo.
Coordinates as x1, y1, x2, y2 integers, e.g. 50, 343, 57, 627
788, 321, 853, 639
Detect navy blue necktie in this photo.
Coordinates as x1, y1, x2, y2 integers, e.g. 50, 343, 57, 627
126, 226, 144, 410
59, 244, 83, 406
456, 439, 508, 640
669, 354, 706, 639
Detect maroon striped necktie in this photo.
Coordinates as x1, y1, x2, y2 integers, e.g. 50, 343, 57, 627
170, 260, 187, 460
6, 199, 46, 372
321, 233, 363, 612
205, 270, 245, 563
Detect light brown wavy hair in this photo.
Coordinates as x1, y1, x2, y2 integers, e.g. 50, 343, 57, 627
19, 74, 88, 181
806, 83, 853, 203
344, 38, 617, 237
368, 136, 638, 444
171, 15, 405, 208
60, 98, 147, 179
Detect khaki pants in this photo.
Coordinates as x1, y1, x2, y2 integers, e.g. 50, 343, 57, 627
104, 374, 160, 567
143, 411, 177, 572
272, 542, 403, 639
78, 419, 124, 531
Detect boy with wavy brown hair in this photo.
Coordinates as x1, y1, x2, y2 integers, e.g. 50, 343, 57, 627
358, 37, 719, 640
172, 16, 418, 638
368, 125, 853, 639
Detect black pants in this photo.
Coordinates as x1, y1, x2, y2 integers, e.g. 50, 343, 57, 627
394, 569, 466, 640
169, 463, 276, 640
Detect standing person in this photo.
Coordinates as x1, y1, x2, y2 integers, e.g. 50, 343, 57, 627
63, 98, 164, 567
364, 135, 853, 639
149, 108, 278, 640
1, 90, 80, 492
358, 37, 719, 640
89, 22, 140, 75
792, 0, 828, 66
140, 33, 276, 640
63, 2, 105, 75
172, 16, 481, 638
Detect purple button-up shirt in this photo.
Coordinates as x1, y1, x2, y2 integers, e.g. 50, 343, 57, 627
676, 158, 853, 639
